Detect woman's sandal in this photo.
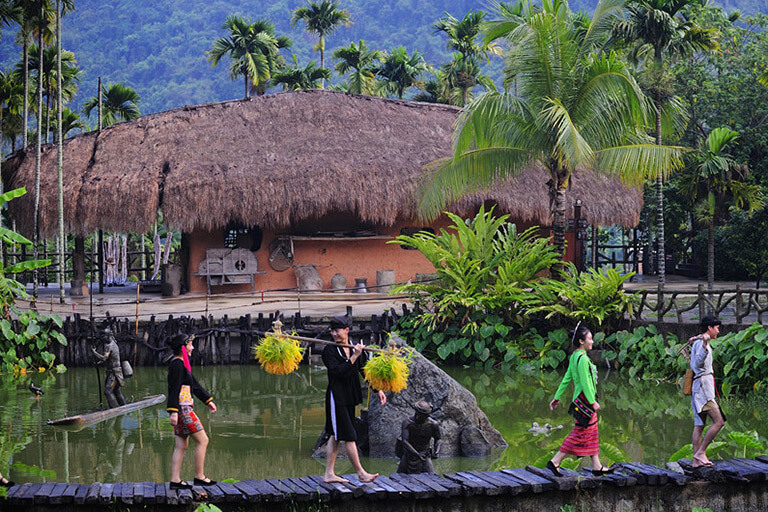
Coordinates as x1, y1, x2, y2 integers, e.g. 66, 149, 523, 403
546, 460, 562, 477
592, 466, 614, 475
0, 478, 15, 488
169, 481, 193, 490
193, 478, 217, 486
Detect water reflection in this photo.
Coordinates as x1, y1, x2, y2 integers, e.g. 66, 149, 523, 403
1, 365, 766, 483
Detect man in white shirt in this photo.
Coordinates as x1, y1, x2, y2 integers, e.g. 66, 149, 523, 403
690, 314, 725, 468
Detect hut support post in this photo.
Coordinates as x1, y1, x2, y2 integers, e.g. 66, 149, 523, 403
98, 230, 104, 294
71, 235, 87, 296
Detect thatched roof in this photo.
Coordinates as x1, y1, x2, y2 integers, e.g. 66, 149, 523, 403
2, 90, 641, 238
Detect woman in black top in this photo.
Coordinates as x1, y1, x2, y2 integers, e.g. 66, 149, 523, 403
166, 334, 217, 489
322, 315, 386, 483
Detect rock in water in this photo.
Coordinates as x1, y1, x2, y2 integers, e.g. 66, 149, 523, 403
367, 334, 507, 458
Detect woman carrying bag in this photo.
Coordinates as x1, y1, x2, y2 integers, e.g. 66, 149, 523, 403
546, 322, 612, 476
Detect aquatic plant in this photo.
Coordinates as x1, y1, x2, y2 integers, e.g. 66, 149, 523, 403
253, 334, 305, 375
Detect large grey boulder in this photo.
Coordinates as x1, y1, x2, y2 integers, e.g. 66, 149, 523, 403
367, 334, 507, 458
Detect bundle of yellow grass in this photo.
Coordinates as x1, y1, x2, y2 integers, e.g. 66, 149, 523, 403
363, 346, 413, 393
253, 334, 305, 375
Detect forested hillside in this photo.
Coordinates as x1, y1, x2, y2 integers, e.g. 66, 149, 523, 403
0, 0, 760, 117
1, 0, 501, 116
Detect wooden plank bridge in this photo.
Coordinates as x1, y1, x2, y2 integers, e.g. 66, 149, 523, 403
5, 456, 768, 510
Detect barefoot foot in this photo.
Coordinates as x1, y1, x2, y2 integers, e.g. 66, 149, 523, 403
323, 475, 350, 484
358, 472, 379, 483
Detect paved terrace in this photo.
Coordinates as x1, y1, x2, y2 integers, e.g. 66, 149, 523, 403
4, 457, 768, 511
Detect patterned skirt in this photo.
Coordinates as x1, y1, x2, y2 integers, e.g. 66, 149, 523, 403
174, 405, 204, 437
560, 395, 599, 456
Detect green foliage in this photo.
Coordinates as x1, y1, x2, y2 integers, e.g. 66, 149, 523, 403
391, 206, 565, 367
716, 323, 768, 395
603, 323, 768, 397
526, 264, 638, 331
194, 505, 223, 512
670, 428, 766, 463
602, 325, 687, 381
0, 188, 66, 375
392, 206, 638, 367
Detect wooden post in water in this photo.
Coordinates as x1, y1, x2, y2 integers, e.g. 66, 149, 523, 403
736, 284, 743, 325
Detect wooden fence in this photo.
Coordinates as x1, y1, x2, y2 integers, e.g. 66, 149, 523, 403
52, 305, 414, 367
634, 284, 768, 324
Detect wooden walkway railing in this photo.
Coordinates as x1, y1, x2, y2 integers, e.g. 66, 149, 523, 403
634, 284, 768, 324
4, 457, 768, 508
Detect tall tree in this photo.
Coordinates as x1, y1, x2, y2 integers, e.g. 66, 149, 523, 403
374, 46, 429, 99
612, 0, 718, 284
291, 0, 351, 89
0, 69, 23, 265
418, 0, 684, 260
332, 40, 381, 95
678, 127, 764, 290
82, 83, 140, 127
207, 15, 291, 98
272, 55, 330, 91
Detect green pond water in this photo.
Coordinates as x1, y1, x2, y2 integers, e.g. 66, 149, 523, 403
1, 364, 767, 484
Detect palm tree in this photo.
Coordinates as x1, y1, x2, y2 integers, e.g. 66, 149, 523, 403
22, 44, 80, 141
611, 0, 718, 284
418, 0, 684, 260
433, 11, 501, 106
54, 106, 83, 138
82, 83, 140, 127
272, 55, 330, 91
0, 68, 23, 265
374, 46, 430, 99
332, 40, 381, 95
207, 15, 292, 98
291, 0, 351, 88
678, 128, 764, 290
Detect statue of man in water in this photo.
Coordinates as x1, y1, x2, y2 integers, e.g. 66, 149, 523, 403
396, 400, 441, 474
91, 328, 127, 408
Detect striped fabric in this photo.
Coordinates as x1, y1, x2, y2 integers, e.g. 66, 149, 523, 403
560, 394, 599, 456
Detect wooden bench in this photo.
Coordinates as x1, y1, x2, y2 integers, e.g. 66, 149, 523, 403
194, 248, 264, 294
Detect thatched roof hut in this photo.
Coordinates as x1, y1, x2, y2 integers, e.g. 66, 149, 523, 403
2, 90, 641, 239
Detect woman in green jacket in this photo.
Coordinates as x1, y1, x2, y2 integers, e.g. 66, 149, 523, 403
546, 322, 612, 476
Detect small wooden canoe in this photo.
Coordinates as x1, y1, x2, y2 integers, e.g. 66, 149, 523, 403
47, 394, 166, 427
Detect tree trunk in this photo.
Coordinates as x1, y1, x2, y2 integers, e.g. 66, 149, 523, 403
319, 40, 325, 89
57, 0, 66, 303
22, 39, 29, 149
655, 92, 665, 285
71, 235, 86, 295
33, 25, 44, 298
552, 175, 568, 272
244, 72, 249, 99
707, 221, 715, 291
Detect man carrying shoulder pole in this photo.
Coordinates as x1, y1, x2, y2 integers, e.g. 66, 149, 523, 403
690, 314, 726, 468
322, 315, 386, 483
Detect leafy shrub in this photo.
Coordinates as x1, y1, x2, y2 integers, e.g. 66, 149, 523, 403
391, 206, 638, 368
391, 206, 560, 334
526, 263, 638, 331
0, 188, 67, 374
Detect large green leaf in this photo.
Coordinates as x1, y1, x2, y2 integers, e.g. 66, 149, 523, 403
5, 259, 52, 274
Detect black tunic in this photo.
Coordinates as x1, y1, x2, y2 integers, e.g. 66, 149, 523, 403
322, 344, 367, 406
166, 358, 213, 413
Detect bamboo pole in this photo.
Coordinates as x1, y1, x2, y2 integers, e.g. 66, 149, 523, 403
264, 331, 388, 354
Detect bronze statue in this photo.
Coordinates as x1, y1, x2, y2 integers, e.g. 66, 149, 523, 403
396, 400, 441, 474
91, 329, 127, 408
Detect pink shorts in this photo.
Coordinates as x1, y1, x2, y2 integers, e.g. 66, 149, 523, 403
174, 405, 204, 436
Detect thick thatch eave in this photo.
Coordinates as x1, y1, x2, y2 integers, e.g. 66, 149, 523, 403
2, 90, 641, 238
